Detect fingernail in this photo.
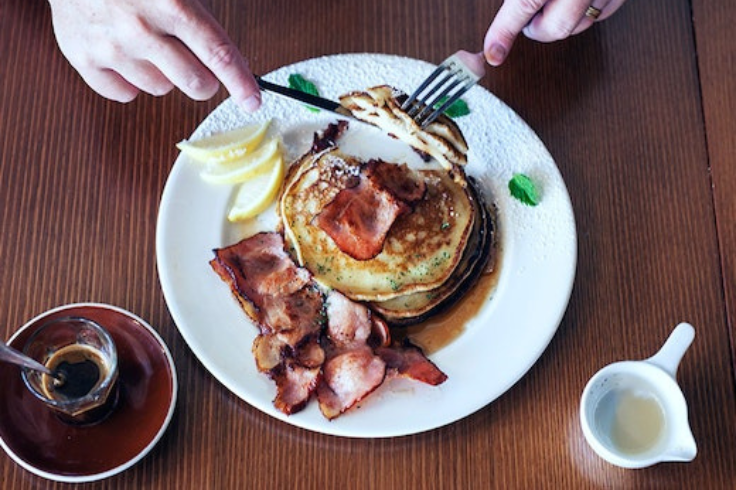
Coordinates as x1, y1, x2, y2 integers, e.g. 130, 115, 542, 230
241, 93, 261, 112
486, 43, 507, 66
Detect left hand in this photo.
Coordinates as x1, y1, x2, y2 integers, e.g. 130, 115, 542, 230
483, 0, 628, 66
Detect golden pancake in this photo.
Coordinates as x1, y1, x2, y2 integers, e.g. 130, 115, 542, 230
279, 146, 475, 302
369, 178, 497, 325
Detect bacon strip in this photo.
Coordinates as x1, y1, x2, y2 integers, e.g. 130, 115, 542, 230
323, 289, 377, 348
377, 341, 448, 386
317, 291, 387, 419
272, 360, 321, 415
210, 232, 311, 323
313, 160, 426, 261
313, 175, 404, 261
210, 233, 324, 413
311, 120, 349, 153
317, 348, 386, 420
211, 232, 447, 419
364, 159, 426, 204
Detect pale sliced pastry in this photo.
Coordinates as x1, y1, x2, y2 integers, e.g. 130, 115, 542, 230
339, 85, 468, 182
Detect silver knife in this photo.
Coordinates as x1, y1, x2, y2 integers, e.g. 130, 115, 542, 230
256, 76, 354, 119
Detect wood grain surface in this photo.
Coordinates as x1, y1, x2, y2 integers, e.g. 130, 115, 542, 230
0, 0, 734, 488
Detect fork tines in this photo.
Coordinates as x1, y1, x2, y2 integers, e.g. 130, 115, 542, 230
402, 51, 485, 128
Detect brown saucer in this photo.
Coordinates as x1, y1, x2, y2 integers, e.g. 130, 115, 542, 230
0, 304, 177, 482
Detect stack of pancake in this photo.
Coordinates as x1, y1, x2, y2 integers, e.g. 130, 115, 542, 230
279, 86, 496, 326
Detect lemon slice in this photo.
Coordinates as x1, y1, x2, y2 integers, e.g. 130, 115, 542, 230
177, 120, 270, 163
227, 154, 285, 222
200, 138, 281, 185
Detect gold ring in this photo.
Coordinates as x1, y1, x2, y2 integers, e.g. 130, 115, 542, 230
585, 6, 602, 20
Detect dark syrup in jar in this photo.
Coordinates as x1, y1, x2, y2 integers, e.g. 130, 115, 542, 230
40, 344, 118, 425
42, 345, 107, 400
52, 358, 101, 399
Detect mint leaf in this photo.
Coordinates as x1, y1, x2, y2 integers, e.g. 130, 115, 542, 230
508, 173, 540, 206
433, 97, 471, 119
288, 74, 319, 96
288, 74, 320, 112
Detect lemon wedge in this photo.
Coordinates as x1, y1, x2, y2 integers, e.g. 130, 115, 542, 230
199, 138, 281, 185
227, 154, 285, 222
177, 120, 270, 163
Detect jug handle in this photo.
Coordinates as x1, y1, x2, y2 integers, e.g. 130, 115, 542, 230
646, 322, 695, 378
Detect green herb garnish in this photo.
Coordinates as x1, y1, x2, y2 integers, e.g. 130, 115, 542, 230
508, 173, 540, 206
434, 97, 471, 119
288, 74, 320, 113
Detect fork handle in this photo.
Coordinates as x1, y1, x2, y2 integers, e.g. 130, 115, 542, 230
454, 51, 487, 80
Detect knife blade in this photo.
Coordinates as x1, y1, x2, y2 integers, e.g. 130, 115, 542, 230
255, 76, 354, 119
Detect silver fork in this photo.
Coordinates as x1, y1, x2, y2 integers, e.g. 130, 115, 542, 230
402, 50, 486, 128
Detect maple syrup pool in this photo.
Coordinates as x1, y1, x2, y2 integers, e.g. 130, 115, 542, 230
397, 246, 502, 354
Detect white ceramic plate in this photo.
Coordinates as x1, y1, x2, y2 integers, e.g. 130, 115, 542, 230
156, 53, 576, 438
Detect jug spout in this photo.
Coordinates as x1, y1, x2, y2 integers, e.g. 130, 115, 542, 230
662, 425, 697, 463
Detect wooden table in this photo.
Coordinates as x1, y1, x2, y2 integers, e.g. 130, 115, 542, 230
1, 0, 734, 487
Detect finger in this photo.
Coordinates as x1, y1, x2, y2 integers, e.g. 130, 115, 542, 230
571, 0, 611, 35
571, 0, 625, 36
522, 0, 591, 42
484, 0, 547, 66
597, 0, 628, 20
171, 5, 261, 111
115, 60, 177, 97
146, 38, 220, 100
79, 68, 141, 103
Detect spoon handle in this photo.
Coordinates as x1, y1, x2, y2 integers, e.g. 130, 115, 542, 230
0, 340, 53, 375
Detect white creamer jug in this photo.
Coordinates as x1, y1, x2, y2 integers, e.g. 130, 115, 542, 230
580, 322, 697, 468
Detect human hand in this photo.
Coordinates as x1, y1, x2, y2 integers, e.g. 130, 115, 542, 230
483, 0, 628, 66
47, 0, 261, 111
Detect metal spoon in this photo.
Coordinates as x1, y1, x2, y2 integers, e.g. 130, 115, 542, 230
0, 339, 57, 377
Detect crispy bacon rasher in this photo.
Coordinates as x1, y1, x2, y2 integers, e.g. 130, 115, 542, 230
317, 290, 388, 419
313, 160, 426, 261
210, 233, 324, 414
210, 232, 447, 418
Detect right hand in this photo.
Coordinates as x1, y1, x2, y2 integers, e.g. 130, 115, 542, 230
47, 0, 262, 111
